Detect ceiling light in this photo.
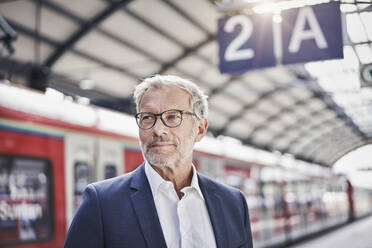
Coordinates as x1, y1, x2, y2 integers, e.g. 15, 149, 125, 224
80, 78, 95, 90
273, 14, 282, 23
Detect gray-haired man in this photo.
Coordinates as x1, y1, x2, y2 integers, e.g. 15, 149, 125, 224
64, 75, 253, 248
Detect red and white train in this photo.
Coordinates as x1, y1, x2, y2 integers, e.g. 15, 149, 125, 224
0, 82, 371, 248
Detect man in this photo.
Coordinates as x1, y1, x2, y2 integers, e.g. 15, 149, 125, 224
64, 75, 253, 248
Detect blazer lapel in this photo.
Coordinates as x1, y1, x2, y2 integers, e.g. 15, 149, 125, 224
198, 175, 228, 248
130, 165, 167, 248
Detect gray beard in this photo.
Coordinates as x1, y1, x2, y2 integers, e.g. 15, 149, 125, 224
140, 139, 194, 170
140, 142, 177, 169
139, 123, 197, 169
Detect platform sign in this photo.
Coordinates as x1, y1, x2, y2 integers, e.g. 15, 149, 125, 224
218, 2, 343, 74
281, 1, 343, 65
218, 15, 276, 73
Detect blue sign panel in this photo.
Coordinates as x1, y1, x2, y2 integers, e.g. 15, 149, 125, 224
218, 15, 276, 74
281, 1, 343, 64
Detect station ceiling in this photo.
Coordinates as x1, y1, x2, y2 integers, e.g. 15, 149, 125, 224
0, 0, 372, 167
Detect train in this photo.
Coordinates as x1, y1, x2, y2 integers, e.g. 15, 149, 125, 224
0, 81, 371, 248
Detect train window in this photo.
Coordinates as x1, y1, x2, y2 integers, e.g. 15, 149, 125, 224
0, 154, 53, 246
74, 162, 91, 212
104, 165, 117, 179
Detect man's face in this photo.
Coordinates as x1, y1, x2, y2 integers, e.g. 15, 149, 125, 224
138, 86, 207, 169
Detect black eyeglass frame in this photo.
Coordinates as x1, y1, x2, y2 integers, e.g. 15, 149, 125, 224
135, 109, 198, 130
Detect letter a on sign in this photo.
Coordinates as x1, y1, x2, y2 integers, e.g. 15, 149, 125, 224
288, 7, 328, 53
281, 1, 343, 64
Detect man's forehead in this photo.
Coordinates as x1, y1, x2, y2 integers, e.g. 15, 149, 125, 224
146, 84, 188, 93
139, 85, 192, 111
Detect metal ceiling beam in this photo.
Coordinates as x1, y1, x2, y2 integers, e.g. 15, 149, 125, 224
262, 116, 347, 166
208, 73, 299, 112
151, 0, 261, 107
346, 4, 372, 14
157, 35, 215, 74
8, 20, 139, 79
249, 96, 318, 136
214, 82, 300, 136
122, 4, 186, 48
313, 88, 368, 139
302, 126, 359, 158
7, 20, 59, 46
114, 1, 189, 50
48, 77, 116, 99
161, 0, 212, 36
317, 139, 361, 165
36, 0, 85, 24
208, 75, 261, 98
119, 2, 215, 66
309, 131, 363, 165
290, 124, 348, 157
16, 1, 240, 119
208, 125, 330, 167
0, 56, 120, 100
287, 131, 353, 167
230, 131, 329, 167
103, 0, 244, 103
272, 108, 340, 147
39, 0, 224, 94
274, 105, 367, 158
284, 72, 369, 142
38, 0, 165, 65
285, 118, 340, 151
0, 57, 33, 79
104, 0, 252, 114
328, 140, 372, 166
44, 0, 133, 67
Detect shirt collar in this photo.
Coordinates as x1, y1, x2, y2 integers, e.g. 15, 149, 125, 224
144, 160, 164, 199
187, 165, 204, 200
144, 160, 204, 200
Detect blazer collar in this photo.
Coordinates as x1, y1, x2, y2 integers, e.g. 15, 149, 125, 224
129, 165, 228, 248
129, 164, 167, 248
198, 174, 229, 248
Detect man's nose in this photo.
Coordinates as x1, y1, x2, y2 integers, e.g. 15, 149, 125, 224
152, 117, 168, 136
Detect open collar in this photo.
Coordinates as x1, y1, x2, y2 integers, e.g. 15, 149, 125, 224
144, 160, 204, 200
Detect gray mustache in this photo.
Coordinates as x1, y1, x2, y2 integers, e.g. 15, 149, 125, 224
147, 137, 176, 147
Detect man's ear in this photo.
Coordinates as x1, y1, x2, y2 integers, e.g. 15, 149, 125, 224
195, 118, 208, 142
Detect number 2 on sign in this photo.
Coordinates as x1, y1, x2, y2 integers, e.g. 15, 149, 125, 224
224, 15, 254, 61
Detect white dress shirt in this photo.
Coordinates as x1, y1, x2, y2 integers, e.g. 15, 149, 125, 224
144, 161, 217, 248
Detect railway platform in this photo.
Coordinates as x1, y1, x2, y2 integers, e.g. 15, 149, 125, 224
290, 215, 372, 248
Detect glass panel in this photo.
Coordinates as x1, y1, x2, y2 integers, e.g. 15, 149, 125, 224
74, 162, 90, 212
0, 155, 53, 245
104, 165, 117, 179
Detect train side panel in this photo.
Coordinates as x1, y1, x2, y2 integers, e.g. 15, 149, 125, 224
0, 127, 66, 248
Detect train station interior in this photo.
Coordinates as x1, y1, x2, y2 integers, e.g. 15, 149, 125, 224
0, 0, 372, 247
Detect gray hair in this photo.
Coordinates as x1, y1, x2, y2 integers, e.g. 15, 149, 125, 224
133, 75, 208, 119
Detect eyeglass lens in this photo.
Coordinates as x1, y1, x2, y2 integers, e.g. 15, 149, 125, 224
137, 110, 182, 129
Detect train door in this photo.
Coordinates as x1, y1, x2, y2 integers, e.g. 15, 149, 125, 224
0, 125, 65, 247
96, 139, 123, 181
64, 134, 96, 228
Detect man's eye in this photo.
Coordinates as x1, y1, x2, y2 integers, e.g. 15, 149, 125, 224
142, 115, 154, 121
167, 114, 178, 120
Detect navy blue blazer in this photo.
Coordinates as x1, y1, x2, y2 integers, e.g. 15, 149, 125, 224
64, 164, 253, 248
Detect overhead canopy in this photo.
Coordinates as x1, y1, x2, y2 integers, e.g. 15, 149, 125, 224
1, 0, 372, 167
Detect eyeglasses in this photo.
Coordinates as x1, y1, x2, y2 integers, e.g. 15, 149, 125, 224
135, 109, 197, 130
